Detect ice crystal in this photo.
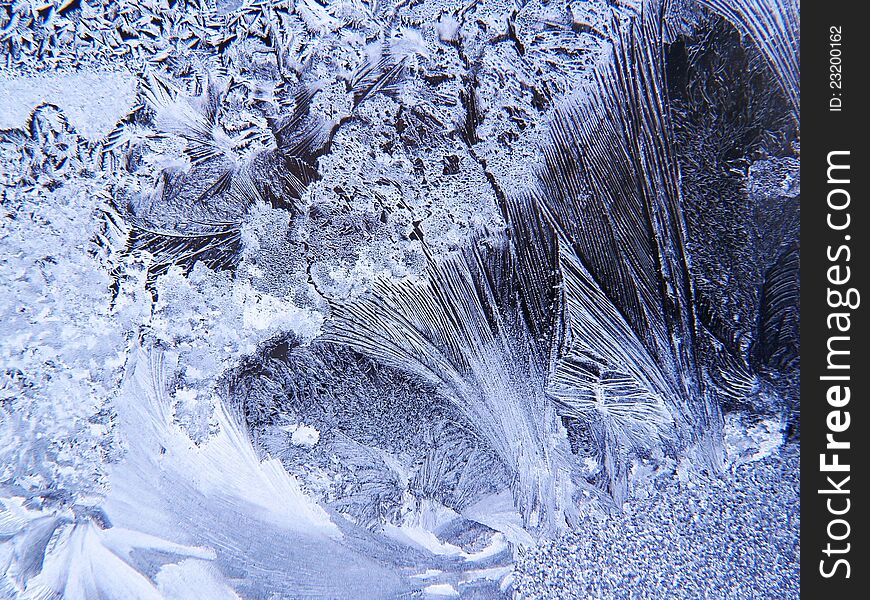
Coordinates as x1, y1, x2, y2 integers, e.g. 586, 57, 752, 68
2, 0, 799, 597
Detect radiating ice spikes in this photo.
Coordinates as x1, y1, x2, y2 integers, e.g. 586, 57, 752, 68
507, 5, 724, 494
699, 0, 800, 119
324, 242, 591, 537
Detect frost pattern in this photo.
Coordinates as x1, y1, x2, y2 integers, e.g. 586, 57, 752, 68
2, 0, 799, 598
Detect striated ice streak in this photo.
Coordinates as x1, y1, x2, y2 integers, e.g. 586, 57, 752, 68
100, 347, 414, 599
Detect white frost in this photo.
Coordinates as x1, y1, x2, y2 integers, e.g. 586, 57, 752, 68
0, 71, 137, 140
291, 424, 321, 448
423, 583, 460, 598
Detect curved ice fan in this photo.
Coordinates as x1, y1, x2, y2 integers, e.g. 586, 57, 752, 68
324, 241, 597, 537
104, 70, 324, 293
324, 4, 725, 527
699, 0, 799, 119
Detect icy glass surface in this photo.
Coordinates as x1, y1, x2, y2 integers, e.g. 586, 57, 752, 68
1, 0, 799, 598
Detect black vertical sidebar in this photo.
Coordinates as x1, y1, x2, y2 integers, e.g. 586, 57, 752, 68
802, 2, 868, 596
